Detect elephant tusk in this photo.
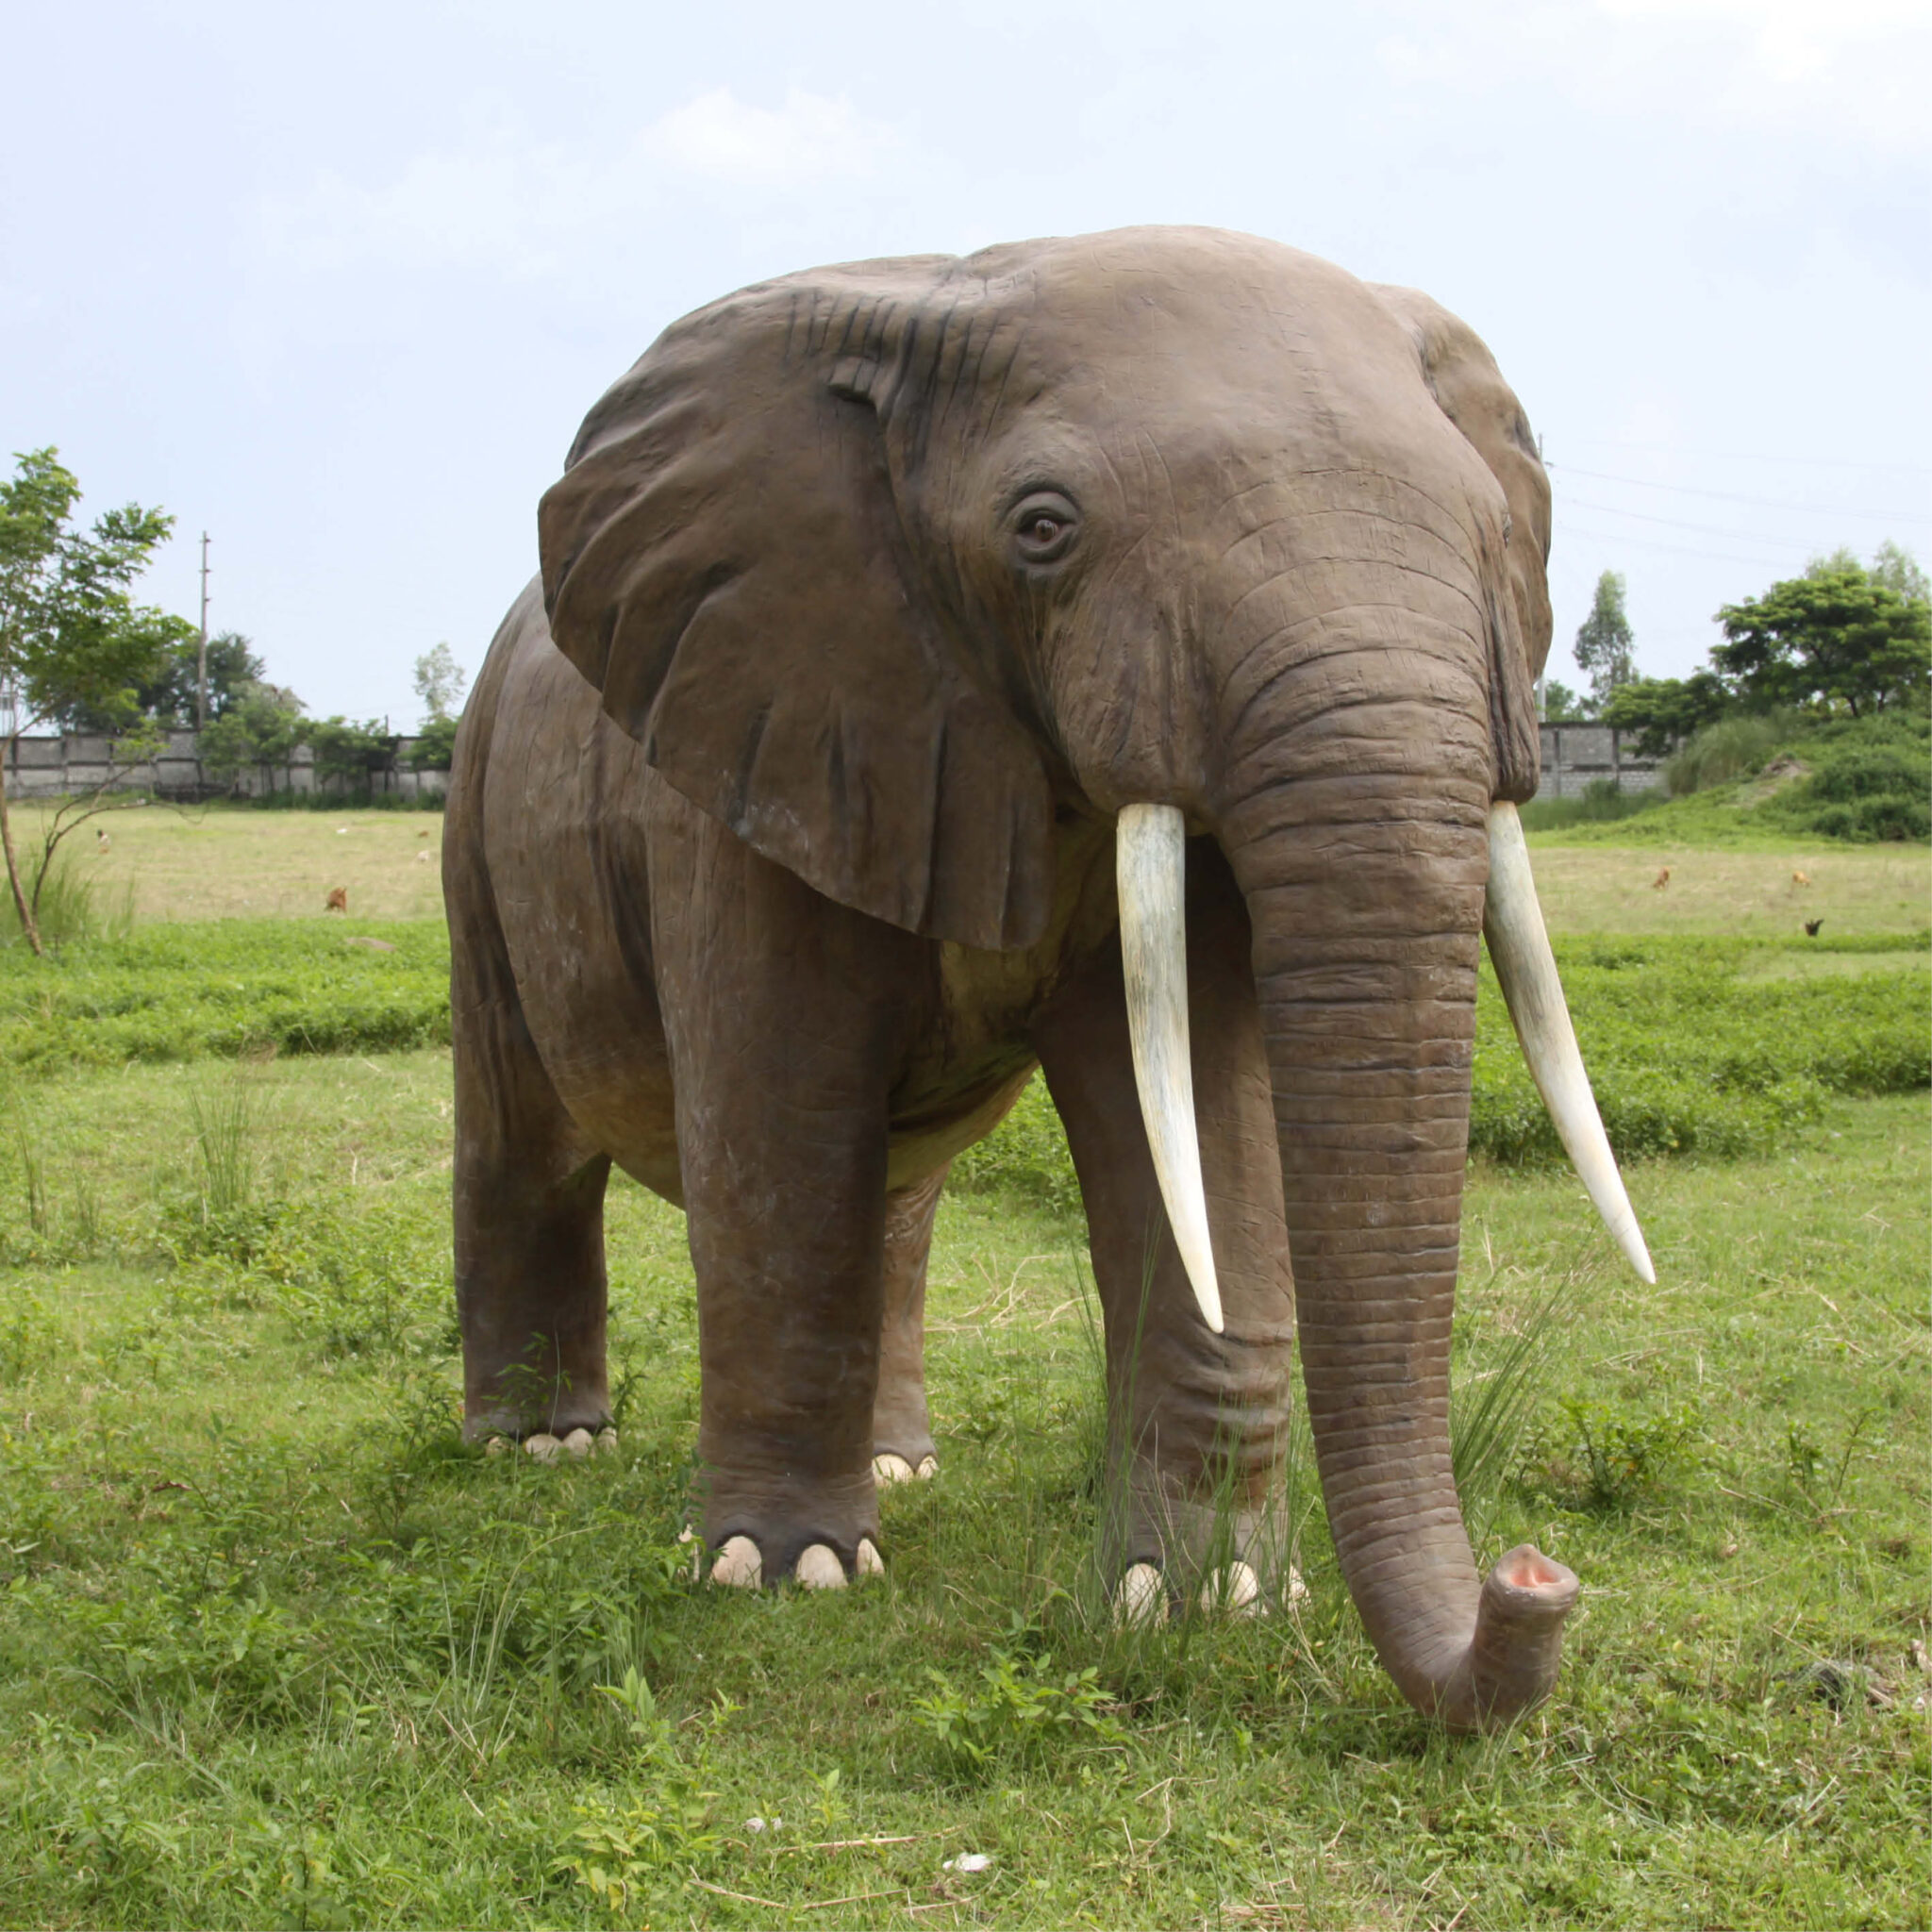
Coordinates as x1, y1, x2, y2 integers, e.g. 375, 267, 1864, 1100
1484, 802, 1656, 1284
1117, 804, 1224, 1333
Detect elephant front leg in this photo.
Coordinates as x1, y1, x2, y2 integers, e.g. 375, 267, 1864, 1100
873, 1167, 946, 1484
1033, 837, 1296, 1615
653, 808, 921, 1587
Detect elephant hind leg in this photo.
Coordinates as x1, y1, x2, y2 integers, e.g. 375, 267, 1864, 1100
448, 802, 613, 1442
873, 1166, 946, 1481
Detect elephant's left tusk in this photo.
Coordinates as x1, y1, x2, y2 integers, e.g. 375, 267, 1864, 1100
1484, 801, 1656, 1284
1117, 804, 1224, 1333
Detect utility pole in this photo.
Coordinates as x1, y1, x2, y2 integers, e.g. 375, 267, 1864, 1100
196, 532, 210, 728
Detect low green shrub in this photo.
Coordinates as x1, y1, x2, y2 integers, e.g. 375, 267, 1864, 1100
957, 936, 1928, 1208
1759, 720, 1932, 842
1472, 936, 1926, 1164
164, 1193, 453, 1357
913, 1647, 1127, 1778
0, 920, 451, 1070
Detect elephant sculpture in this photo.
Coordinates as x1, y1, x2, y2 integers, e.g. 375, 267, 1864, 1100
444, 226, 1653, 1731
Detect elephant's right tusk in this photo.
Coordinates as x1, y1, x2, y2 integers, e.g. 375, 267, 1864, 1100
1484, 802, 1656, 1284
1117, 804, 1224, 1333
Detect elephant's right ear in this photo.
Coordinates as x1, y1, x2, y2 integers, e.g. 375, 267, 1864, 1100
539, 267, 1054, 952
1372, 284, 1552, 804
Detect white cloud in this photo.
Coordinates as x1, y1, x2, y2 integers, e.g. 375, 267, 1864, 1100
646, 87, 897, 187
257, 88, 900, 278
1374, 0, 1932, 155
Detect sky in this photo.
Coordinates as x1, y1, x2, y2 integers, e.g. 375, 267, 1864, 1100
4, 0, 1928, 728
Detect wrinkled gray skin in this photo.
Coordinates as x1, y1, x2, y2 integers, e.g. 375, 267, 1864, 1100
446, 227, 1574, 1729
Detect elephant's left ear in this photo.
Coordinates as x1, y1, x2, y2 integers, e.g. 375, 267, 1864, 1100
538, 264, 1054, 952
1372, 285, 1550, 804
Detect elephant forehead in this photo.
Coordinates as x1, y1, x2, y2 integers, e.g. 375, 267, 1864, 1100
935, 233, 1500, 524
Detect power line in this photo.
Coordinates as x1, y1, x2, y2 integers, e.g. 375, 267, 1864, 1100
1558, 496, 1810, 547
1556, 439, 1932, 478
1548, 462, 1930, 524
1555, 522, 1807, 570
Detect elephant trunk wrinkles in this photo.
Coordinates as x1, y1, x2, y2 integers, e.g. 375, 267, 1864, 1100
1223, 744, 1577, 1730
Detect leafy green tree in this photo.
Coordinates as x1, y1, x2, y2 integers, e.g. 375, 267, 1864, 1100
306, 716, 397, 791
1713, 563, 1930, 719
0, 447, 188, 954
1541, 679, 1591, 723
68, 627, 271, 730
1871, 539, 1929, 606
198, 680, 307, 792
411, 642, 467, 724
408, 714, 459, 770
1573, 569, 1637, 706
1601, 670, 1734, 758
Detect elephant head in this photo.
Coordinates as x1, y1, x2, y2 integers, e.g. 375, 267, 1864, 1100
536, 227, 1651, 1730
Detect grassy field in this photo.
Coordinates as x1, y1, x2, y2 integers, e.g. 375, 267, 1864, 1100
0, 810, 1927, 1928
13, 800, 448, 924
15, 799, 1931, 936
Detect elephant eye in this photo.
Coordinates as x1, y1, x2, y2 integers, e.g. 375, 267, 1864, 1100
1010, 491, 1079, 566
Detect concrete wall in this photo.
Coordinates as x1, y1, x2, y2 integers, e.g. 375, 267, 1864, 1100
1535, 723, 1665, 800
4, 730, 449, 802
8, 723, 1652, 808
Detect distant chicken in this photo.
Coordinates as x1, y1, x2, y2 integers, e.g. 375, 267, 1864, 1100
1792, 870, 1811, 887
1805, 918, 1824, 937
1651, 866, 1671, 891
325, 887, 349, 914
95, 829, 110, 853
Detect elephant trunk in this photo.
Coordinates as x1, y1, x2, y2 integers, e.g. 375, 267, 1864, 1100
1222, 752, 1577, 1730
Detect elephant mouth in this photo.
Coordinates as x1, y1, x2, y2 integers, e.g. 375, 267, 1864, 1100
1114, 797, 1654, 1337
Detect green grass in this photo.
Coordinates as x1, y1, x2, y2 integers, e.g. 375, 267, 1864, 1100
0, 1049, 1924, 1927
0, 809, 1927, 1926
0, 920, 450, 1071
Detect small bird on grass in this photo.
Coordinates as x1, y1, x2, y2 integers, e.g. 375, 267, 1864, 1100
1652, 866, 1671, 890
1804, 919, 1824, 937
325, 887, 348, 913
1792, 870, 1811, 887
95, 829, 110, 853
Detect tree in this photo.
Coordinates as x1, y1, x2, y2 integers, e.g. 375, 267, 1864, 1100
408, 713, 459, 771
1541, 679, 1590, 723
0, 447, 188, 955
67, 626, 269, 730
1713, 562, 1930, 719
198, 680, 306, 793
1601, 670, 1733, 758
412, 642, 467, 724
306, 715, 397, 791
1872, 539, 1930, 606
1572, 569, 1636, 706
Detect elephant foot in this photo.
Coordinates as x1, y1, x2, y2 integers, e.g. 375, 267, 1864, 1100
708, 1533, 885, 1590
484, 1427, 620, 1462
872, 1452, 938, 1485
1110, 1557, 1307, 1627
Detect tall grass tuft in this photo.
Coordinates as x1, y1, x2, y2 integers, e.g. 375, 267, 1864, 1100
1664, 714, 1790, 796
189, 1073, 268, 1221
1452, 1274, 1576, 1544
10, 1115, 49, 1236
0, 845, 135, 950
